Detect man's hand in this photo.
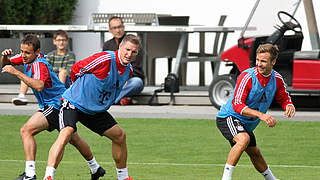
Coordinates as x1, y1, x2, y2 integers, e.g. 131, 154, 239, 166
2, 65, 18, 75
285, 104, 296, 118
1, 49, 13, 56
259, 113, 276, 127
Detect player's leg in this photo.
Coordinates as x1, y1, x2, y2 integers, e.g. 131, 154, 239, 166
21, 112, 49, 162
44, 100, 77, 180
216, 116, 250, 180
103, 125, 130, 180
245, 146, 277, 180
79, 111, 132, 180
69, 132, 106, 180
226, 132, 250, 163
13, 110, 50, 180
103, 125, 127, 168
44, 126, 74, 180
69, 132, 93, 162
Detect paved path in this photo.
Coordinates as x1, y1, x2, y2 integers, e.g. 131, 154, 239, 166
0, 103, 319, 121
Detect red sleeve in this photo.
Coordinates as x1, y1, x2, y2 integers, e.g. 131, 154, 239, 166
9, 54, 23, 65
71, 52, 111, 82
232, 72, 252, 114
32, 62, 52, 88
274, 72, 293, 110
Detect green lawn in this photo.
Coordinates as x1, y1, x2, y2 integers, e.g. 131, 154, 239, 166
0, 115, 319, 179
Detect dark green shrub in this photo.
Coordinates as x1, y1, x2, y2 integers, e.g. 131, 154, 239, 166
1, 0, 78, 24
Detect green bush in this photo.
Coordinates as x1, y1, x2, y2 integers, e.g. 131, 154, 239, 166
0, 0, 78, 24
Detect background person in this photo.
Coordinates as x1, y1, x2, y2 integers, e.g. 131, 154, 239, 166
47, 29, 76, 88
1, 34, 105, 180
216, 44, 296, 180
103, 16, 145, 105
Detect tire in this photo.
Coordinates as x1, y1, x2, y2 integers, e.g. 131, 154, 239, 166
208, 74, 236, 110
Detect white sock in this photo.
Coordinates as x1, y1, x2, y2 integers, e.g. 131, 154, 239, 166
116, 167, 129, 180
261, 167, 277, 180
222, 163, 234, 180
44, 166, 56, 180
87, 157, 100, 174
18, 93, 26, 98
25, 161, 36, 177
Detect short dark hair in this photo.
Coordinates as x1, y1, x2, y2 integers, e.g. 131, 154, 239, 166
21, 34, 40, 52
108, 16, 123, 26
121, 34, 141, 49
53, 29, 69, 40
256, 43, 279, 61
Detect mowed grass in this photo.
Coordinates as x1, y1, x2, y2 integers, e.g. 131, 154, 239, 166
0, 115, 319, 180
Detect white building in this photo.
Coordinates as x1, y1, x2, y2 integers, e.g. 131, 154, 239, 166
70, 0, 320, 86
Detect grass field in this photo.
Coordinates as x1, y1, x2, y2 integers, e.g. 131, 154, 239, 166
0, 115, 319, 180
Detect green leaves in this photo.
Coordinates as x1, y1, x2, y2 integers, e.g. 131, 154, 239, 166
0, 0, 78, 24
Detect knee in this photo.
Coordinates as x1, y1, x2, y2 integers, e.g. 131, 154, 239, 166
136, 78, 144, 88
113, 129, 126, 145
20, 124, 33, 137
234, 133, 250, 148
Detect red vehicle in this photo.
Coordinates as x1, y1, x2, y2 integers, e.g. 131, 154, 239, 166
208, 0, 320, 109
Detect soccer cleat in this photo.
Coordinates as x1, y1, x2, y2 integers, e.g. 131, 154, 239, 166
43, 176, 52, 180
123, 177, 134, 180
12, 172, 37, 180
12, 96, 28, 105
91, 166, 106, 180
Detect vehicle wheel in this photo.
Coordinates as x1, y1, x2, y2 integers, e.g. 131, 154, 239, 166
209, 74, 236, 109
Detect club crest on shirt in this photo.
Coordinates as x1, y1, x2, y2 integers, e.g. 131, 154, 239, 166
236, 124, 244, 131
234, 119, 244, 131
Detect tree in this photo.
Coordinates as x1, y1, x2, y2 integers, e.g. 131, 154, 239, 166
0, 0, 78, 25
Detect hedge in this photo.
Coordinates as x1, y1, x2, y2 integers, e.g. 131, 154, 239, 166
0, 0, 78, 25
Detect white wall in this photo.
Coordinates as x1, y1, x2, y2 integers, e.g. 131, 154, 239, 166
71, 0, 320, 85
70, 0, 101, 60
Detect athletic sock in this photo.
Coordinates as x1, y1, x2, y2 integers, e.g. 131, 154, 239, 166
18, 93, 26, 98
44, 166, 56, 180
261, 166, 277, 180
25, 161, 36, 177
222, 163, 234, 180
116, 167, 129, 180
87, 157, 100, 174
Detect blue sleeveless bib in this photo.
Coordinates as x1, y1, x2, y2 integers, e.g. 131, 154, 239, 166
63, 51, 131, 115
217, 68, 277, 131
25, 56, 66, 109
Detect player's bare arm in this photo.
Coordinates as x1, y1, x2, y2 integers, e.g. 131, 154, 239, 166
242, 107, 276, 127
1, 65, 44, 91
1, 49, 14, 67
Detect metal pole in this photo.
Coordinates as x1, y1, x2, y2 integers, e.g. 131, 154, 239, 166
239, 0, 260, 39
303, 0, 320, 49
172, 33, 188, 75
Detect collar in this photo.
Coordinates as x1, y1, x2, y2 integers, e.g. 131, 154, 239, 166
117, 49, 127, 66
261, 72, 272, 77
255, 67, 272, 77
